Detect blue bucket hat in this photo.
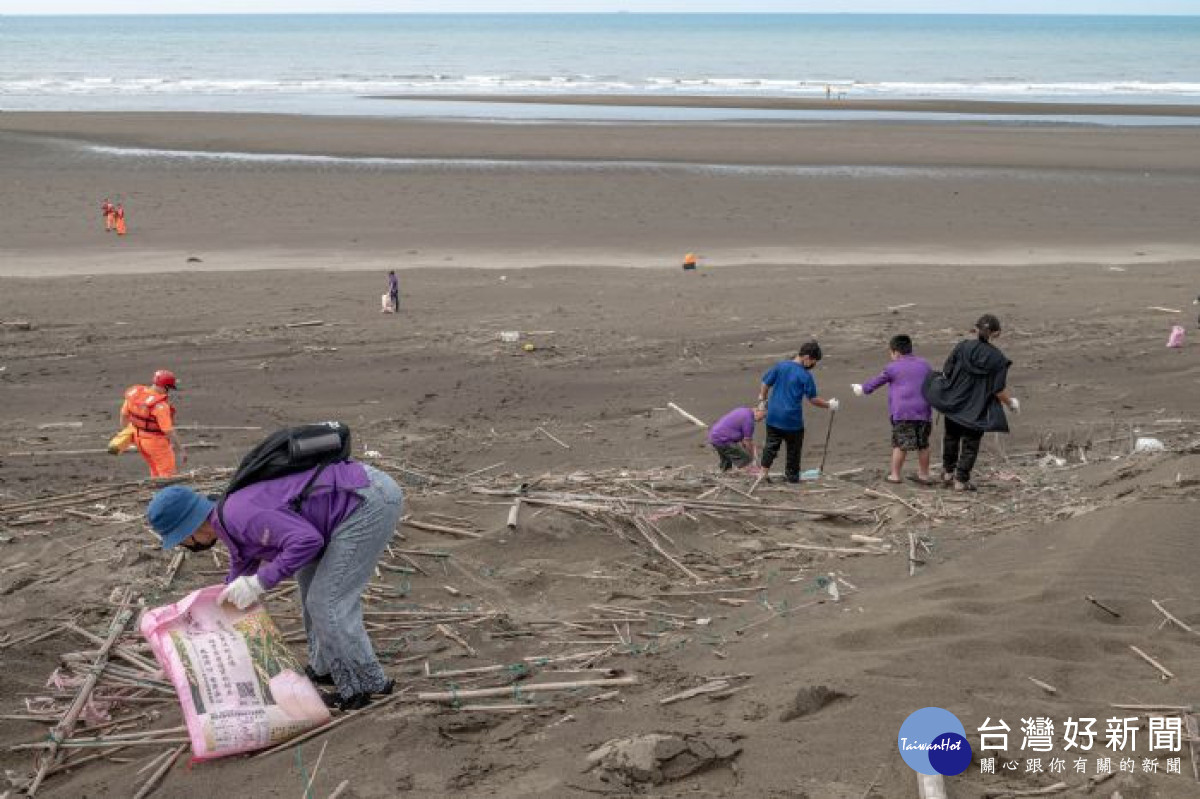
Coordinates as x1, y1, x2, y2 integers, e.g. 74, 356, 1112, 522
147, 485, 215, 550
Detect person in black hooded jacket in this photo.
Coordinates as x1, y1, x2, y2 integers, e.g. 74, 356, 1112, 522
923, 314, 1019, 491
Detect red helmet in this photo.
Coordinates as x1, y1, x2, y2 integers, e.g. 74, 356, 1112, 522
153, 370, 178, 389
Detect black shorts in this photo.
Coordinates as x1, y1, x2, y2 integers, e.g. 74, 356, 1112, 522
892, 420, 932, 452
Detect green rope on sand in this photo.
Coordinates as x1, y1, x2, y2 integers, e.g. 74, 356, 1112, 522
295, 746, 311, 799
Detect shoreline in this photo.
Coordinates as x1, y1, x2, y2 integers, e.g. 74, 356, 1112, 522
2, 245, 1196, 279
2, 112, 1198, 273
369, 93, 1200, 118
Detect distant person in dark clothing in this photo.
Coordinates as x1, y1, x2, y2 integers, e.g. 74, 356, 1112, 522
387, 270, 399, 314
923, 314, 1019, 492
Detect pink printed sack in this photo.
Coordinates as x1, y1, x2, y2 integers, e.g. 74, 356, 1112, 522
1167, 325, 1185, 348
140, 585, 330, 760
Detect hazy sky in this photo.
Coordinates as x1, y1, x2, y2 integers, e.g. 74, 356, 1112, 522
2, 1, 1198, 15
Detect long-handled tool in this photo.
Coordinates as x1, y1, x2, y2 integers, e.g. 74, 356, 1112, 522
816, 409, 838, 475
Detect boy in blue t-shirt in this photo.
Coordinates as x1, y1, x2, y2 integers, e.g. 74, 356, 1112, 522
756, 341, 840, 483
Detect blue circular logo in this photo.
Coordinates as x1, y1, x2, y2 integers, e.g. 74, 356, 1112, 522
898, 707, 972, 776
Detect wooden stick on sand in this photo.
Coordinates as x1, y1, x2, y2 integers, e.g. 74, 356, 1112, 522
667, 402, 707, 428
1151, 599, 1200, 638
1129, 645, 1174, 680
535, 426, 571, 450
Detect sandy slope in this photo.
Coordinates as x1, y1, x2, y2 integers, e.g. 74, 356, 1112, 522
2, 261, 1199, 797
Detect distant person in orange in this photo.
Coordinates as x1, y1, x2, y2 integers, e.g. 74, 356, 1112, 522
101, 198, 115, 232
682, 253, 698, 271
114, 204, 127, 236
120, 370, 186, 477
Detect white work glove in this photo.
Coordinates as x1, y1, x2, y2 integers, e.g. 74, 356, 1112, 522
827, 398, 840, 412
218, 575, 264, 610
1006, 397, 1021, 413
851, 384, 864, 397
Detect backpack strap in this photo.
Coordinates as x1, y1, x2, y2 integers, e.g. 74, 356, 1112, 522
288, 462, 332, 514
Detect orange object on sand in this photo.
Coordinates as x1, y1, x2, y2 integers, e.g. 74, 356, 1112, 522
133, 429, 177, 477
683, 253, 697, 265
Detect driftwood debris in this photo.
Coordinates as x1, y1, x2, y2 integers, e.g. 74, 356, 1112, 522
28, 590, 137, 796
1085, 594, 1121, 618
536, 426, 571, 450
1151, 599, 1200, 638
667, 402, 708, 428
402, 518, 483, 539
1129, 645, 1174, 680
417, 676, 637, 702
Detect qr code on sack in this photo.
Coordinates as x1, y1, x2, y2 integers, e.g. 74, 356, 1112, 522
235, 682, 257, 703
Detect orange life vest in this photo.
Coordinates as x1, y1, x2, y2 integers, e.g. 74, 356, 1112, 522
124, 385, 174, 434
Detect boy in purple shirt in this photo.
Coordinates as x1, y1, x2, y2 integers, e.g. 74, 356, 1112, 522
708, 405, 766, 472
851, 334, 934, 484
147, 460, 403, 711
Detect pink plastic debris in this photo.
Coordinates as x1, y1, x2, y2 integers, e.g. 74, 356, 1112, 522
1167, 325, 1185, 348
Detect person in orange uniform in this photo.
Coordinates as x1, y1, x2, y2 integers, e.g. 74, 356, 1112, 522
114, 204, 127, 236
101, 198, 115, 232
121, 370, 186, 477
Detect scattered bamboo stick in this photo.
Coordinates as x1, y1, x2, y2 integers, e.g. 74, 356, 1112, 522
28, 590, 136, 796
1027, 676, 1058, 695
1151, 599, 1200, 638
659, 680, 732, 705
666, 402, 708, 428
402, 519, 483, 539
131, 743, 185, 799
437, 624, 478, 658
1129, 645, 1174, 680
776, 542, 887, 556
864, 487, 930, 519
1085, 594, 1121, 618
328, 780, 351, 799
983, 783, 1069, 798
536, 426, 571, 450
254, 691, 407, 759
631, 517, 703, 583
285, 319, 325, 328
655, 585, 765, 598
417, 676, 636, 702
300, 740, 329, 799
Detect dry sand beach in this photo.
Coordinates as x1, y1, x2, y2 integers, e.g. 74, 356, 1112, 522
1, 112, 1200, 797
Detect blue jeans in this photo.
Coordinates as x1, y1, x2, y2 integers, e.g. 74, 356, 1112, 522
295, 465, 403, 698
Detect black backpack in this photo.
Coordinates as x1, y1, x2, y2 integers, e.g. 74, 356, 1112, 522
216, 422, 352, 530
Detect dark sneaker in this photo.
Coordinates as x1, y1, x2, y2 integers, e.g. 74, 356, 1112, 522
953, 481, 977, 493
305, 665, 336, 687
321, 679, 395, 712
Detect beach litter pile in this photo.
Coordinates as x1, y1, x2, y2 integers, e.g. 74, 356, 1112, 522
3, 413, 1200, 796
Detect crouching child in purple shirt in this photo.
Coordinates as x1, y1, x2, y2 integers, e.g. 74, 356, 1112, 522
147, 461, 403, 711
852, 334, 934, 484
708, 405, 765, 472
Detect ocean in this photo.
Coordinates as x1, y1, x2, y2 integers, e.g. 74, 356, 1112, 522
2, 13, 1198, 120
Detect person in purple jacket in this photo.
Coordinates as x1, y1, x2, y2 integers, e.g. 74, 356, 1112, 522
146, 461, 403, 711
708, 404, 766, 472
851, 334, 934, 485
